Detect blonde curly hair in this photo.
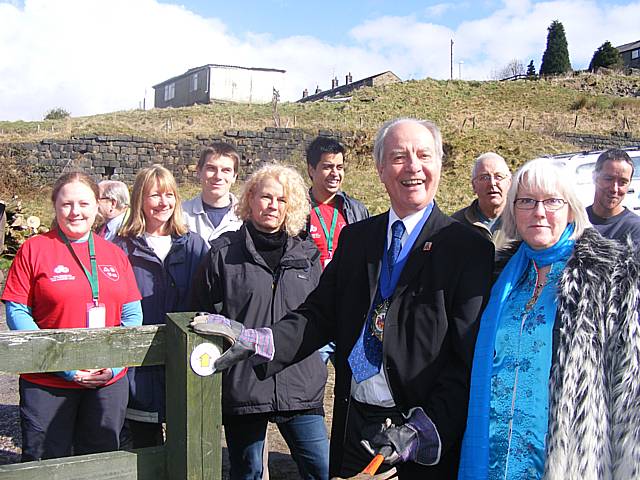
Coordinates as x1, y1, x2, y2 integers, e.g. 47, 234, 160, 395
237, 163, 310, 236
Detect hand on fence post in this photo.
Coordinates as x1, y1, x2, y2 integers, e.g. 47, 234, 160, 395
190, 313, 274, 371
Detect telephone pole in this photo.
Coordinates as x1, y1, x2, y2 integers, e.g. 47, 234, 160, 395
450, 39, 454, 80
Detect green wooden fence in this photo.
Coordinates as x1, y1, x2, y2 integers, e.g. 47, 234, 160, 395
0, 312, 222, 480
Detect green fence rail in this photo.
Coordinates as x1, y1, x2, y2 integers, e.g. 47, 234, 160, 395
0, 312, 222, 480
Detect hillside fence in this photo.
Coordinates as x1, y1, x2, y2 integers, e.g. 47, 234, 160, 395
0, 312, 222, 480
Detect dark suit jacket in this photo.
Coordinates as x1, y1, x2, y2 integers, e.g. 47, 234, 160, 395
259, 204, 494, 478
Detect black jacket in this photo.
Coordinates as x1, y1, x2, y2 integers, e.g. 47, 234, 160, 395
259, 205, 494, 478
190, 223, 326, 417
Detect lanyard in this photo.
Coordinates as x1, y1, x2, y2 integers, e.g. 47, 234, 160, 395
313, 201, 339, 253
58, 228, 100, 305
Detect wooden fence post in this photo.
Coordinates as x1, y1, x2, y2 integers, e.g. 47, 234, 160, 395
165, 312, 223, 480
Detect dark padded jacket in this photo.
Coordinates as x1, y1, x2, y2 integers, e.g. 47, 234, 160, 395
190, 223, 326, 417
114, 231, 210, 423
307, 190, 370, 231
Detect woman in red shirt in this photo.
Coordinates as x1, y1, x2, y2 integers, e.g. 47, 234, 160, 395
2, 171, 142, 461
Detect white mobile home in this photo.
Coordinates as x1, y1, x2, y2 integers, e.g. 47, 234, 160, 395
153, 64, 286, 108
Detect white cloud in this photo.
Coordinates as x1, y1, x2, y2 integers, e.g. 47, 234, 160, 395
0, 0, 638, 120
424, 3, 454, 18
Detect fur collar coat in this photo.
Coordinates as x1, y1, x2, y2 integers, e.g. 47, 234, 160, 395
498, 228, 640, 479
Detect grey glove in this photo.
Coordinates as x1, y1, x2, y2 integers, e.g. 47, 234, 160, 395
360, 408, 441, 466
190, 313, 274, 371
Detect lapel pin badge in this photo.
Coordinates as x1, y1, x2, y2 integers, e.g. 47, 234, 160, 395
423, 242, 432, 252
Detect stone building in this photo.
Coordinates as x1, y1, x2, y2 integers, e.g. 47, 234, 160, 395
616, 40, 640, 70
298, 71, 401, 102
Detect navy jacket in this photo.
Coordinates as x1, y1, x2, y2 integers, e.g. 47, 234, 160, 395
115, 231, 209, 423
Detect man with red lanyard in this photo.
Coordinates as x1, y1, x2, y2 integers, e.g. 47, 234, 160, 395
306, 136, 369, 363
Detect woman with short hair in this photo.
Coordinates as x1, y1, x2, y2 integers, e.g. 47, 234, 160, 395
2, 171, 142, 461
458, 158, 640, 479
191, 164, 329, 480
116, 164, 209, 448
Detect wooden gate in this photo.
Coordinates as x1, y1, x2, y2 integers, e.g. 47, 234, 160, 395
0, 312, 222, 480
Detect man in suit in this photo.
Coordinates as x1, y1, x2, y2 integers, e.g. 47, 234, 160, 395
199, 118, 494, 479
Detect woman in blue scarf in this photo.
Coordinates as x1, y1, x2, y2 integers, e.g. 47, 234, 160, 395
459, 158, 640, 479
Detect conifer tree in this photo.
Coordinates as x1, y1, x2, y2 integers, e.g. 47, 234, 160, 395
539, 20, 572, 75
588, 41, 623, 71
526, 60, 536, 76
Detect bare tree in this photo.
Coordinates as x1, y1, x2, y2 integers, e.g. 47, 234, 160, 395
491, 59, 526, 80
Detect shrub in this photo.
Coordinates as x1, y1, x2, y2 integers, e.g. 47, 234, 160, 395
44, 107, 70, 120
589, 41, 623, 72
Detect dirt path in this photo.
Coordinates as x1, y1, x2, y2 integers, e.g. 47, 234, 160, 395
0, 308, 335, 479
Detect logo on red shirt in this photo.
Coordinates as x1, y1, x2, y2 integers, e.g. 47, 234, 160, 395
51, 264, 75, 282
99, 265, 120, 281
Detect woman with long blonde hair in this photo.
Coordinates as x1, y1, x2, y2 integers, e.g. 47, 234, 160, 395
116, 164, 209, 448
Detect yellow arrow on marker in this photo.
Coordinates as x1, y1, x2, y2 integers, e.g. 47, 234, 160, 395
200, 353, 211, 367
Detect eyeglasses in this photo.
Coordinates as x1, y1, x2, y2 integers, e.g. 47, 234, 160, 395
514, 198, 567, 211
473, 173, 510, 184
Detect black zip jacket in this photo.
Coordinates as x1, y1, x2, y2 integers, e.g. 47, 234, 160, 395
190, 223, 326, 416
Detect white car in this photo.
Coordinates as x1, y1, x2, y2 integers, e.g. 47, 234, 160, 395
535, 147, 640, 215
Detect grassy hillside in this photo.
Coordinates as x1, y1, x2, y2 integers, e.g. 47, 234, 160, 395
1, 72, 639, 221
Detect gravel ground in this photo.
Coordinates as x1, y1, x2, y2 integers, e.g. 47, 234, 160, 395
0, 306, 21, 465
0, 304, 335, 478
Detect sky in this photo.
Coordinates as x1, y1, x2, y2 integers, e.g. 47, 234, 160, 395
0, 0, 639, 121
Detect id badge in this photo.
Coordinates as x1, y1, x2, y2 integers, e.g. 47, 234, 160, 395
87, 303, 106, 328
324, 251, 333, 268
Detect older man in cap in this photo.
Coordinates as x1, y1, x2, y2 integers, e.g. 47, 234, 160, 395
196, 118, 494, 479
452, 152, 511, 248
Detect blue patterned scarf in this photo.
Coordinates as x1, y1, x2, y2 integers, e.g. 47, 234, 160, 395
458, 223, 576, 479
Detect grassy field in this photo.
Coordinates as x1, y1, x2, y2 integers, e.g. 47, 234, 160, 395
0, 72, 638, 225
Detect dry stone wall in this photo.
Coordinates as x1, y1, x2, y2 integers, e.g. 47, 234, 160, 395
3, 128, 638, 187
555, 132, 640, 150
2, 128, 371, 185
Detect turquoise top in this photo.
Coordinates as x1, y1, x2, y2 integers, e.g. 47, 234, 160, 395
488, 259, 567, 479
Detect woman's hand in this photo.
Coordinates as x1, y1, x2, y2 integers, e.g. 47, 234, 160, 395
73, 368, 113, 388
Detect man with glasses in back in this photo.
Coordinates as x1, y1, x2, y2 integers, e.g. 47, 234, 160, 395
97, 180, 130, 241
586, 148, 640, 244
452, 152, 512, 249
